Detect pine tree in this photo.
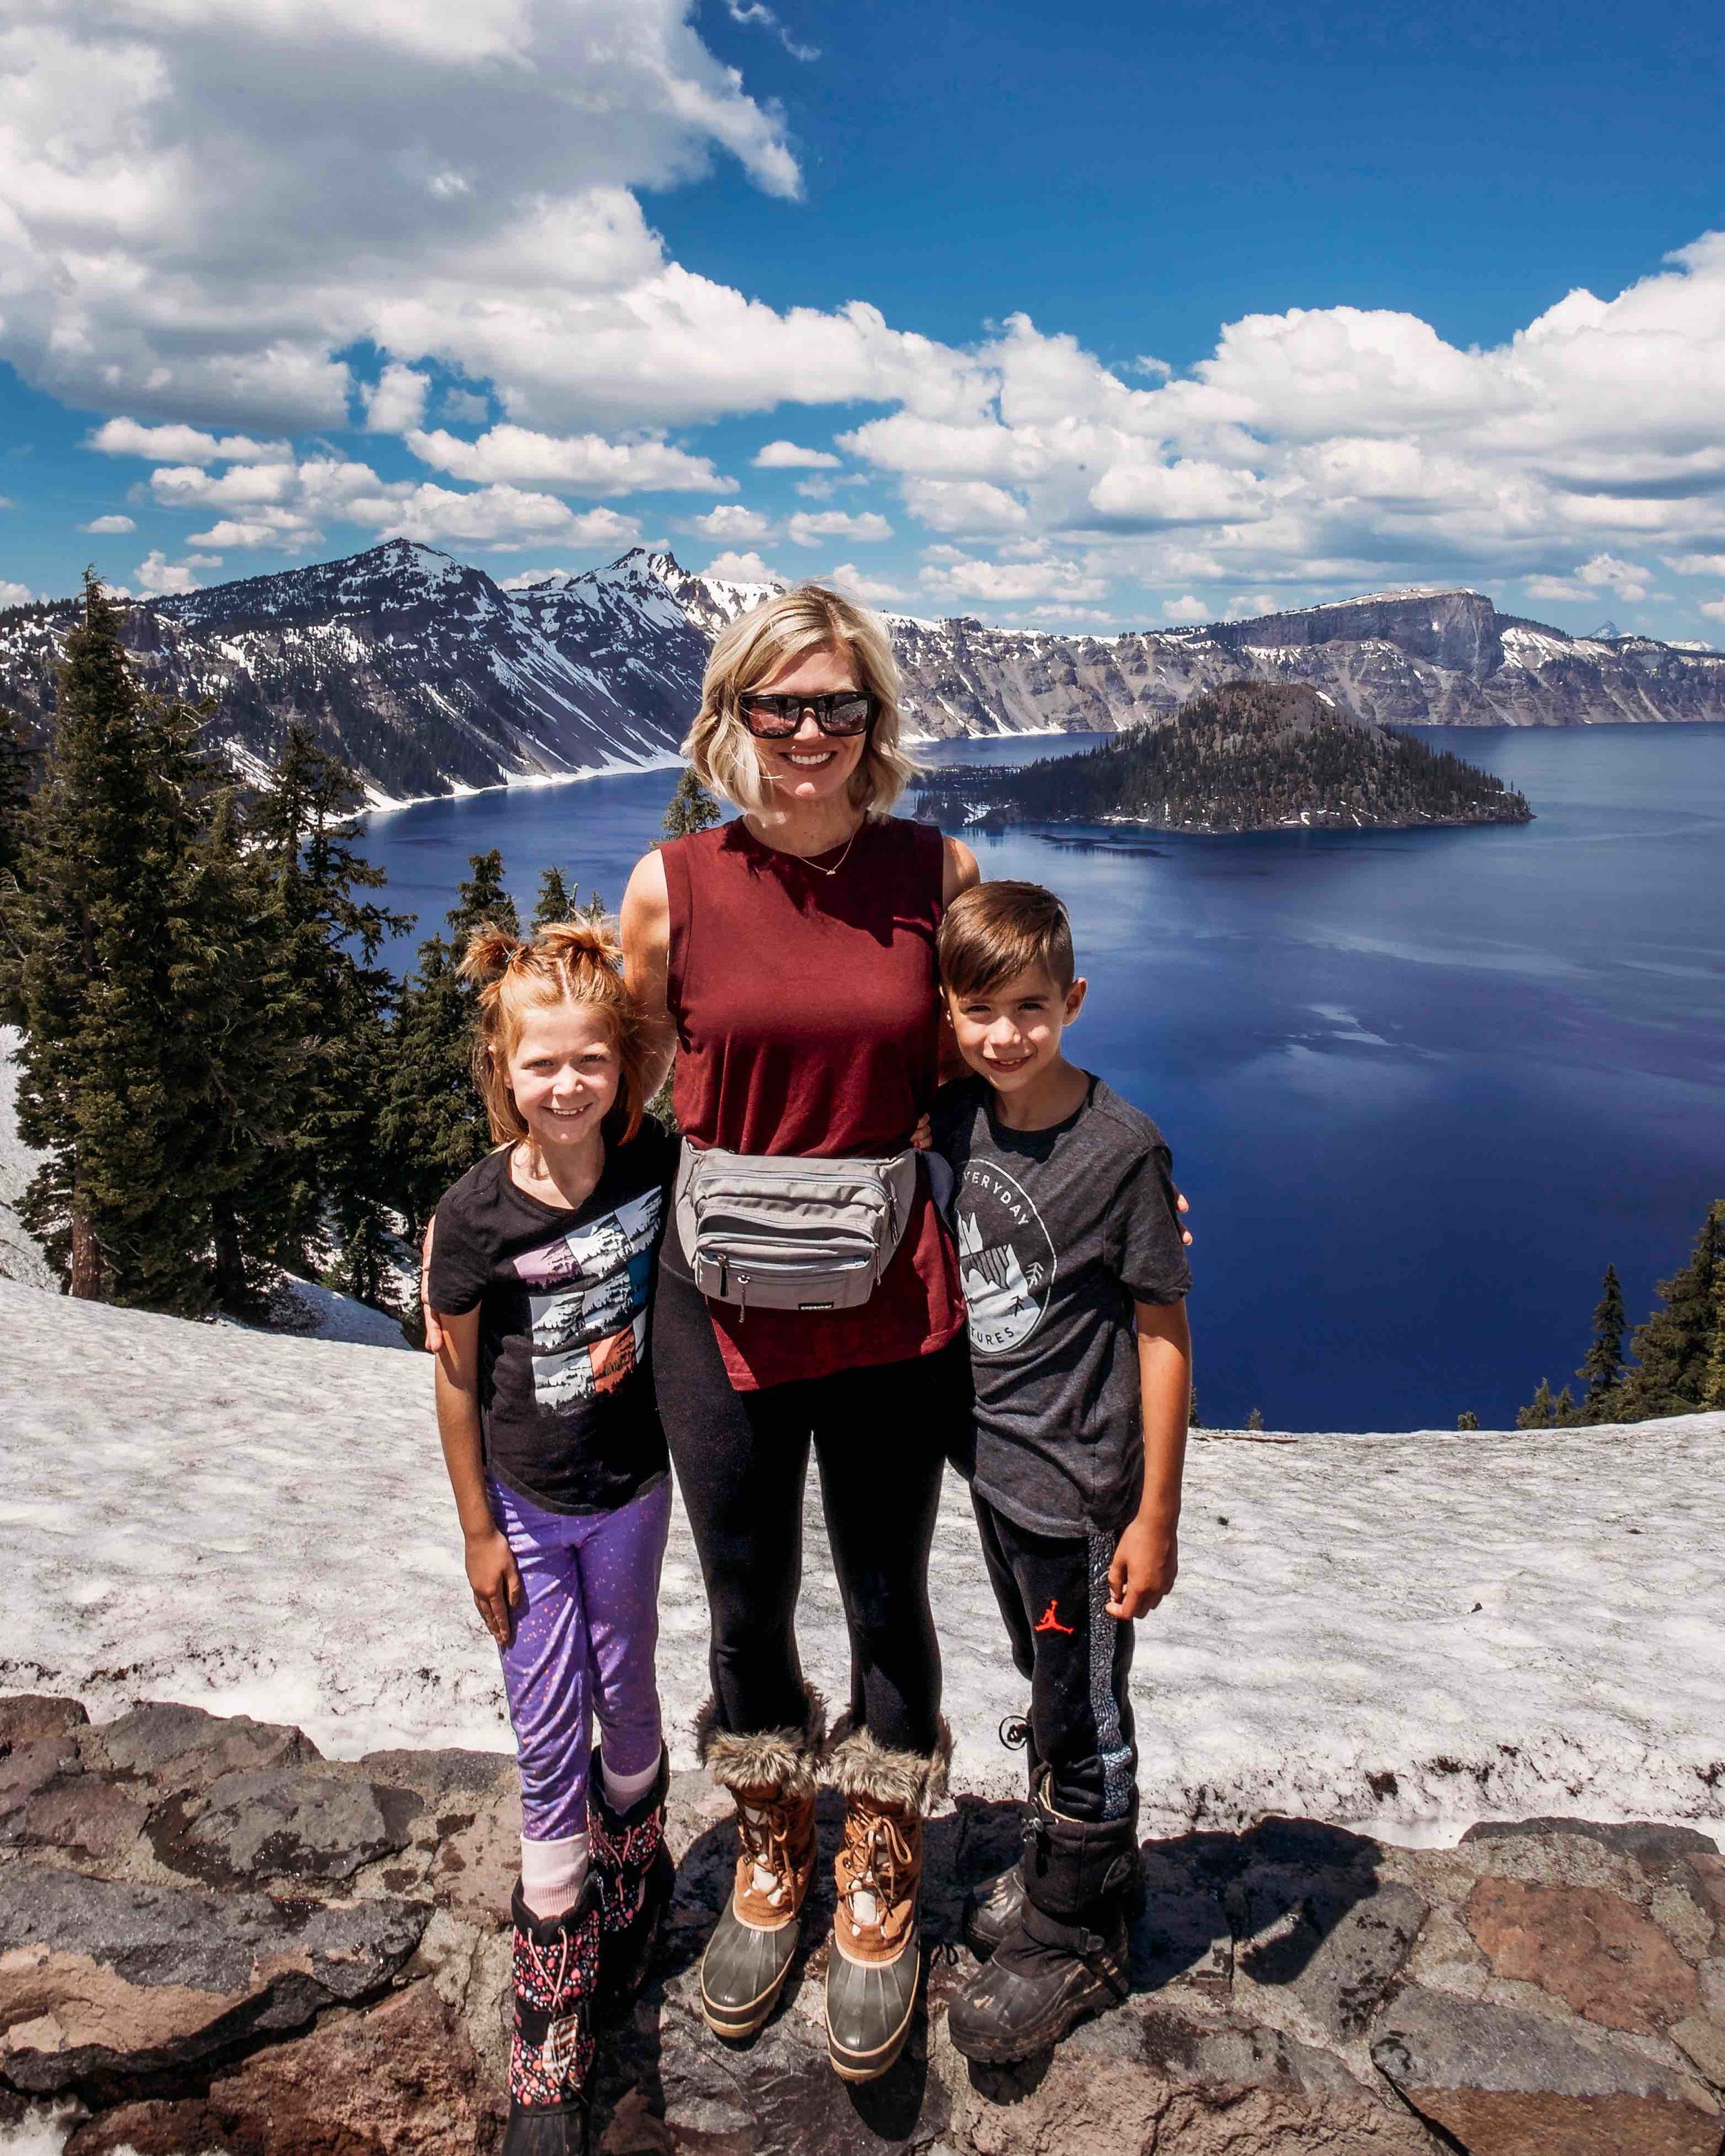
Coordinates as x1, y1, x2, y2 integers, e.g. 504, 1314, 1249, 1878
10, 577, 252, 1309
0, 703, 30, 885
663, 765, 722, 839
1457, 1410, 1479, 1431
380, 851, 519, 1236
1575, 1263, 1627, 1414
1614, 1200, 1724, 1418
1245, 1406, 1264, 1432
1705, 1236, 1725, 1411
0, 704, 35, 1024
241, 723, 411, 1300
532, 864, 573, 931
1517, 1378, 1557, 1430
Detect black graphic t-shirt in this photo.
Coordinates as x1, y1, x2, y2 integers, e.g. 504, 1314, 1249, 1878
427, 1120, 675, 1516
931, 1074, 1190, 1538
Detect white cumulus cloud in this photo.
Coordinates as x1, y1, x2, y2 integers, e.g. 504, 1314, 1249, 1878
406, 425, 727, 495
703, 548, 782, 586
0, 580, 37, 606
1161, 595, 1208, 624
88, 420, 289, 465
786, 509, 892, 546
691, 504, 773, 541
753, 441, 842, 469
363, 364, 431, 435
79, 513, 136, 534
825, 562, 907, 604
133, 550, 209, 596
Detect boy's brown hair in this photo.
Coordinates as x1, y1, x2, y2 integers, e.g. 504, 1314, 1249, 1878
937, 880, 1076, 998
461, 919, 650, 1145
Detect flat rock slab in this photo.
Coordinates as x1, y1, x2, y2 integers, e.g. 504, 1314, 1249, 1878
63, 1980, 504, 2156
153, 1764, 420, 1887
0, 1866, 428, 2101
1372, 1984, 1722, 2155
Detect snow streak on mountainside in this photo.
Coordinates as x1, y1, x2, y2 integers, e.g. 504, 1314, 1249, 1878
1, 548, 1722, 802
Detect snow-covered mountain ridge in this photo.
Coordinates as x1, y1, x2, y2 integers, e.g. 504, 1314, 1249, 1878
1, 545, 1721, 803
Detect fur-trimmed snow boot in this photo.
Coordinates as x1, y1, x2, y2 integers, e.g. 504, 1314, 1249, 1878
589, 1745, 673, 2010
946, 1773, 1136, 2066
504, 1873, 602, 2156
697, 1690, 824, 2041
822, 1719, 949, 2084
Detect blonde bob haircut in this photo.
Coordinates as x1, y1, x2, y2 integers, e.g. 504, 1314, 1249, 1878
683, 583, 918, 818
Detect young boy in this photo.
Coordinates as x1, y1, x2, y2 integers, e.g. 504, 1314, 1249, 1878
931, 879, 1192, 2064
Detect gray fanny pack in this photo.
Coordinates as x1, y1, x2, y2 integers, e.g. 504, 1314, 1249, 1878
674, 1139, 919, 1312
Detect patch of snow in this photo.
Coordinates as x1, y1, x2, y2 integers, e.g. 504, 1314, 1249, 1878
0, 1028, 52, 1291
269, 1274, 412, 1350
1, 1278, 1720, 1848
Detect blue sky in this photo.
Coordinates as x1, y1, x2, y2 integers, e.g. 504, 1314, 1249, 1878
3, 0, 1723, 640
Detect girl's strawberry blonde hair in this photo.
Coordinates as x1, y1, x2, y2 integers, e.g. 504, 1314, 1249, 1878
461, 919, 650, 1146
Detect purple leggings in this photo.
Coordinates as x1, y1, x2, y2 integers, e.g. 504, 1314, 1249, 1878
489, 1474, 672, 1842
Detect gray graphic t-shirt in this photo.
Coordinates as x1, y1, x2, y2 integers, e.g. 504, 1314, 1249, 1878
931, 1074, 1190, 1537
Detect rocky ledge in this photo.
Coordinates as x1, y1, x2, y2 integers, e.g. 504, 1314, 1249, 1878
2, 1694, 1721, 2156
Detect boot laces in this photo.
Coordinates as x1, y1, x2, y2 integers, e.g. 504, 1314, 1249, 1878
840, 1801, 914, 1931
738, 1791, 798, 1907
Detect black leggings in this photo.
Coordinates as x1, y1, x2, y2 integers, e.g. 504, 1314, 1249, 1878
653, 1258, 968, 1758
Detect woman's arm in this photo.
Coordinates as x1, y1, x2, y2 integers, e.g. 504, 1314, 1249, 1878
1107, 1298, 1192, 1620
433, 1307, 523, 1645
941, 833, 980, 907
621, 848, 677, 1103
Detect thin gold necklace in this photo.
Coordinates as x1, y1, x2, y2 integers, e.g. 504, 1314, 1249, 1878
756, 817, 863, 876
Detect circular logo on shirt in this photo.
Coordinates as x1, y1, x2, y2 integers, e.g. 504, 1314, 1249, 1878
955, 1160, 1056, 1356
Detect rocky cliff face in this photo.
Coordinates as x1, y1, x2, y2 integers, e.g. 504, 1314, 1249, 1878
5, 1693, 1722, 2156
1, 548, 1720, 802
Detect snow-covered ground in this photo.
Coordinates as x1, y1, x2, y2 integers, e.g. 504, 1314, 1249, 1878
0, 1029, 53, 1292
3, 1276, 1719, 1846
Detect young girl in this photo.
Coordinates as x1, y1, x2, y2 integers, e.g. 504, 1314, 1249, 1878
428, 921, 677, 2155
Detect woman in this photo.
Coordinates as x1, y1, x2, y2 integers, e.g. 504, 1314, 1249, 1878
621, 584, 977, 2083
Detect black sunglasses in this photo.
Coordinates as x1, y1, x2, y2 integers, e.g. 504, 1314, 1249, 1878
738, 691, 876, 739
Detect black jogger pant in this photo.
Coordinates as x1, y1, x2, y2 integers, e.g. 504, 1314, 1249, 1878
972, 1491, 1137, 1823
653, 1257, 969, 1759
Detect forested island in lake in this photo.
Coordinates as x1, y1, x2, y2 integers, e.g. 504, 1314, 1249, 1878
915, 680, 1533, 835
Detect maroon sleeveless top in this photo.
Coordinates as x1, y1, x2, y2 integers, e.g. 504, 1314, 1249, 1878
661, 815, 965, 1391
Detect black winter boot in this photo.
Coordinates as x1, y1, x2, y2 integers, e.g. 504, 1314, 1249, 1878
946, 1776, 1136, 2066
589, 1745, 673, 2012
961, 1711, 1037, 1960
504, 1873, 602, 2155
963, 1728, 1143, 1961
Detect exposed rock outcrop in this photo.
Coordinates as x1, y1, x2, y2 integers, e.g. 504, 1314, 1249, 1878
2, 1694, 1720, 2155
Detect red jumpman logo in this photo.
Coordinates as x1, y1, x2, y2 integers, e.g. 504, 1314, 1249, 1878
1034, 1598, 1075, 1636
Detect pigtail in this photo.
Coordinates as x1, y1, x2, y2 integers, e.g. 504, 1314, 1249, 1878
460, 923, 531, 985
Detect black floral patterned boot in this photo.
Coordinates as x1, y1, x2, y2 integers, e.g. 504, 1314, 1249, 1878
504, 1872, 602, 2155
589, 1745, 673, 2010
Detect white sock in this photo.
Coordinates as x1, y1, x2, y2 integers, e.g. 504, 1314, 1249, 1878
601, 1750, 661, 1815
520, 1832, 589, 1921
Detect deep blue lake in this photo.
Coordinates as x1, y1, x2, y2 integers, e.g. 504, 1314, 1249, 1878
362, 724, 1725, 1433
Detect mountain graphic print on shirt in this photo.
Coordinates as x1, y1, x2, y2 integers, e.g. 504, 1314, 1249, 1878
428, 1121, 674, 1516
516, 1187, 660, 1408
955, 1163, 1055, 1354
